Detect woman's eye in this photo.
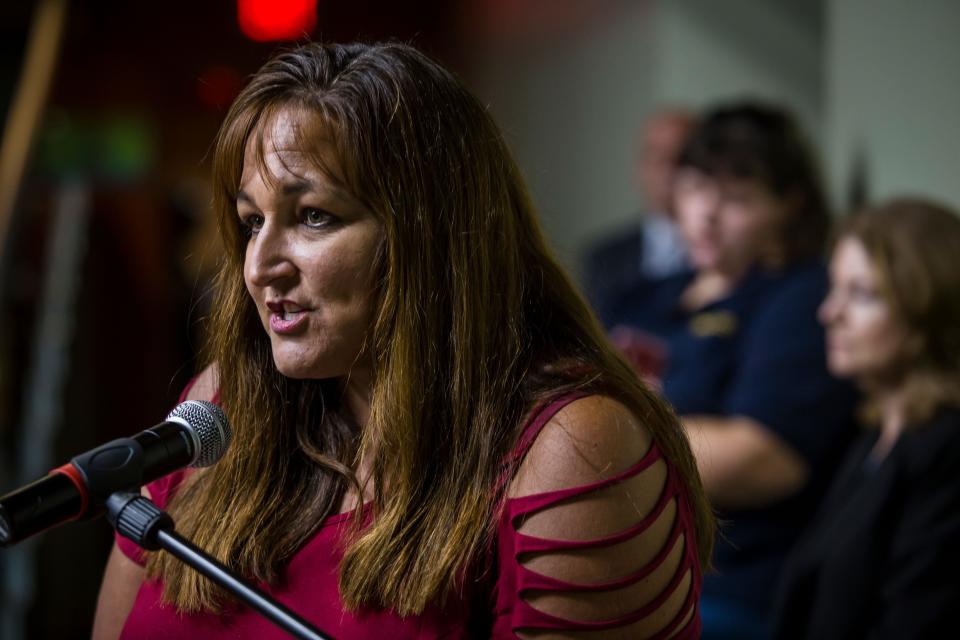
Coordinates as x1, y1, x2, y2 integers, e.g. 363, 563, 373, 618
849, 284, 880, 303
302, 207, 335, 228
241, 213, 264, 236
721, 188, 755, 206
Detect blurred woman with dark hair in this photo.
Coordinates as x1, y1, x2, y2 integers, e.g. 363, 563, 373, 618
91, 42, 715, 639
774, 198, 960, 638
607, 102, 857, 638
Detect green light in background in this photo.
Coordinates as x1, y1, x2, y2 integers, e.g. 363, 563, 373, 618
36, 109, 156, 182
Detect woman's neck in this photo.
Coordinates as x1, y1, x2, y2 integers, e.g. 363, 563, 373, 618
342, 365, 373, 428
869, 385, 908, 462
339, 366, 376, 513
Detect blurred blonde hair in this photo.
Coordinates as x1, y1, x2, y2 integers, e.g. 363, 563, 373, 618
839, 198, 960, 425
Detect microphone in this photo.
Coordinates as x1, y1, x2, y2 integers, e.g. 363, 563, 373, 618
0, 400, 230, 547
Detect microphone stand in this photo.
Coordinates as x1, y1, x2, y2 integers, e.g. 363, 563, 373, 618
105, 492, 333, 640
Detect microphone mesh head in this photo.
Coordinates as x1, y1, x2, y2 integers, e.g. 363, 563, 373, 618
166, 401, 232, 467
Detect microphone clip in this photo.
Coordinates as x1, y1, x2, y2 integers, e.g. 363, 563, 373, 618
105, 491, 173, 551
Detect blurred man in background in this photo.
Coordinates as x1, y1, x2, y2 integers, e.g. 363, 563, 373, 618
583, 107, 696, 324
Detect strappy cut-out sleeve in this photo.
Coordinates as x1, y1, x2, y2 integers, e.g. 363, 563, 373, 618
491, 393, 703, 639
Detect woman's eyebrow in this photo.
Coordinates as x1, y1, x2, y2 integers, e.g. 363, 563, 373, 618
234, 180, 312, 206
281, 178, 314, 196
235, 177, 353, 208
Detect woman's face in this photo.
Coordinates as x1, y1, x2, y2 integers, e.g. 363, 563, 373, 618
238, 108, 382, 380
673, 169, 788, 276
818, 236, 911, 384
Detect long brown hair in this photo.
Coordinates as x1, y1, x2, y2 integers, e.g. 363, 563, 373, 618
149, 42, 714, 615
838, 198, 960, 425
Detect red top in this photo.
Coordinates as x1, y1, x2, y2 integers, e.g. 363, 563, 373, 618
117, 392, 702, 638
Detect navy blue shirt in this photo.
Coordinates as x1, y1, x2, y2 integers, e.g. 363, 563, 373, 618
608, 261, 858, 617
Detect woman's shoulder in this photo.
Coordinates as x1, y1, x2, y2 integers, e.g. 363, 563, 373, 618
744, 260, 828, 337
499, 394, 699, 639
917, 405, 960, 434
180, 363, 220, 403
900, 406, 960, 474
509, 394, 655, 498
763, 259, 828, 307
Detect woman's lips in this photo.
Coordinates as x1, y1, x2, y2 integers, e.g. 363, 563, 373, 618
825, 334, 847, 354
269, 309, 308, 334
265, 300, 310, 334
689, 239, 719, 256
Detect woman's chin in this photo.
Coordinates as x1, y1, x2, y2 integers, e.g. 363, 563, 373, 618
692, 257, 723, 273
272, 358, 323, 380
825, 355, 856, 381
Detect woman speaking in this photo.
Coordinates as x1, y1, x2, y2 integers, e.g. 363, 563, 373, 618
92, 43, 713, 639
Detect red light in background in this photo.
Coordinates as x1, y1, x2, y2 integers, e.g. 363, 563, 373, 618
238, 0, 317, 42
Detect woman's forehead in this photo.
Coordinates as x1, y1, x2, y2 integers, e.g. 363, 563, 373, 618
241, 106, 343, 187
246, 107, 328, 159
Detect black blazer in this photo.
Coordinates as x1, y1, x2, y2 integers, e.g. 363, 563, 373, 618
773, 407, 960, 639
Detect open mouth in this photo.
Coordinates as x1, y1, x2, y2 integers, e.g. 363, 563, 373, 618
266, 301, 309, 333
270, 310, 307, 333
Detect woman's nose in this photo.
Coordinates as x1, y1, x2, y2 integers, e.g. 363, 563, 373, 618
818, 291, 839, 326
678, 193, 719, 231
697, 191, 722, 223
245, 223, 297, 287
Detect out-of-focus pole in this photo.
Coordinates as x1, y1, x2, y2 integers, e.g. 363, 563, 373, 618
0, 3, 69, 640
0, 0, 68, 259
